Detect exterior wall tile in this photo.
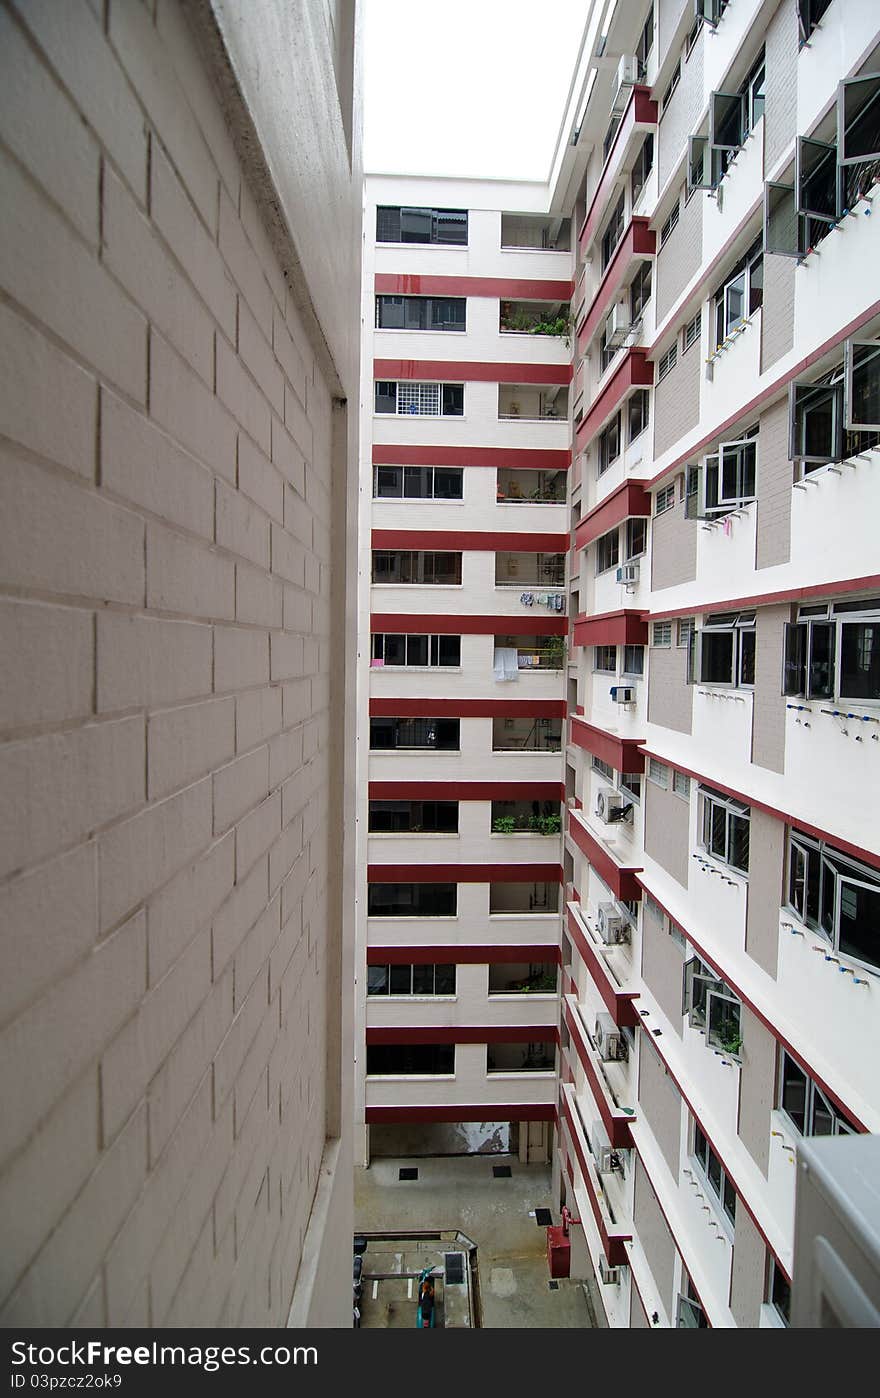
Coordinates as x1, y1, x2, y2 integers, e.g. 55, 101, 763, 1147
745, 808, 785, 979
647, 640, 694, 734
639, 1039, 683, 1177
737, 1005, 778, 1177
755, 398, 792, 570
645, 774, 691, 887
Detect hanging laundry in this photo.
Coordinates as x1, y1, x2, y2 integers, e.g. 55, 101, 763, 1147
493, 647, 519, 681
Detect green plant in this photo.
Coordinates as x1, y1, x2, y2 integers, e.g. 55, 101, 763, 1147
545, 634, 566, 670
492, 816, 516, 834
523, 971, 558, 992
532, 813, 561, 836
719, 1034, 743, 1057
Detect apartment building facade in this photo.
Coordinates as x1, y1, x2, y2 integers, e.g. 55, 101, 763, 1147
356, 178, 574, 1163
0, 0, 360, 1326
357, 0, 880, 1329
556, 0, 880, 1329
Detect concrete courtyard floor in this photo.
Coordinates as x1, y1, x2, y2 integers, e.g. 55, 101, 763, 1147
355, 1155, 602, 1329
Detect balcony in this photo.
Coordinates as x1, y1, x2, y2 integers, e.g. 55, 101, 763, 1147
563, 993, 635, 1149
496, 467, 566, 503
501, 213, 571, 251
489, 881, 560, 916
494, 635, 566, 673
498, 384, 569, 421
492, 716, 562, 753
488, 962, 558, 996
559, 1083, 632, 1268
566, 903, 640, 1029
575, 349, 652, 452
487, 1041, 556, 1074
567, 808, 642, 903
579, 87, 658, 257
495, 551, 565, 588
500, 299, 570, 341
490, 799, 561, 836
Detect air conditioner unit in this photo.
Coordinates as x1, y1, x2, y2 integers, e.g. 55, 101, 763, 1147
595, 787, 632, 824
599, 1257, 622, 1286
596, 902, 627, 946
607, 302, 632, 348
616, 561, 640, 585
595, 1011, 623, 1062
609, 685, 635, 705
590, 1118, 614, 1173
610, 54, 639, 114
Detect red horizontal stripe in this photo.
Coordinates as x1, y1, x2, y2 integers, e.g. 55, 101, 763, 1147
575, 481, 652, 551
366, 1025, 559, 1045
371, 529, 569, 551
371, 613, 568, 636
578, 218, 656, 352
563, 1001, 634, 1149
566, 907, 640, 1028
372, 443, 569, 470
559, 1092, 631, 1267
365, 1103, 557, 1123
576, 349, 653, 448
580, 87, 657, 253
367, 863, 563, 883
638, 746, 880, 874
650, 573, 880, 621
567, 812, 643, 902
369, 698, 567, 718
570, 717, 645, 772
374, 358, 572, 385
572, 609, 648, 647
366, 944, 562, 965
368, 781, 565, 800
375, 273, 573, 300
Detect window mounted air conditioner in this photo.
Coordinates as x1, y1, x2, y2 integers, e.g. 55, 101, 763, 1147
596, 903, 627, 946
607, 302, 632, 348
596, 788, 632, 824
599, 1257, 622, 1285
610, 55, 639, 115
609, 685, 635, 705
590, 1117, 614, 1173
594, 1010, 623, 1060
616, 561, 640, 585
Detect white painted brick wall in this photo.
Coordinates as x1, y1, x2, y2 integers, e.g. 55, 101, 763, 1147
0, 0, 355, 1326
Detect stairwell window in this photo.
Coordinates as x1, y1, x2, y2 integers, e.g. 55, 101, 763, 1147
367, 883, 458, 917
712, 239, 763, 348
652, 621, 672, 647
625, 517, 647, 559
657, 343, 677, 382
647, 758, 669, 788
376, 206, 467, 245
369, 717, 460, 751
630, 262, 652, 321
373, 465, 463, 499
375, 295, 466, 331
655, 482, 676, 514
368, 963, 456, 995
375, 380, 464, 416
594, 645, 618, 673
699, 786, 750, 873
682, 310, 701, 353
628, 390, 650, 443
778, 1048, 857, 1136
659, 200, 680, 246
371, 634, 461, 668
786, 830, 880, 972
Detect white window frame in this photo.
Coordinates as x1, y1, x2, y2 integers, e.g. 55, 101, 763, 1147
701, 431, 758, 515
372, 464, 464, 500
655, 483, 676, 515
785, 829, 880, 973
682, 310, 701, 353
375, 380, 465, 417
652, 621, 672, 647
695, 611, 756, 688
657, 343, 677, 381
699, 786, 750, 874
647, 758, 669, 788
371, 633, 462, 669
683, 953, 742, 1057
595, 527, 620, 576
782, 600, 880, 706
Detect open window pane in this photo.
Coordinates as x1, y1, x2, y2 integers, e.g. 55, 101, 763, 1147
400, 207, 432, 241
764, 181, 801, 259
789, 380, 842, 462
688, 135, 714, 191
701, 630, 735, 683
782, 622, 807, 695
845, 341, 880, 430
838, 73, 880, 165
797, 136, 839, 221
807, 621, 835, 699
781, 1053, 808, 1132
839, 622, 880, 700
837, 878, 880, 970
711, 91, 745, 150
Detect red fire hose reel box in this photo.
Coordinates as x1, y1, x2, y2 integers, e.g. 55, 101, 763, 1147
547, 1224, 571, 1278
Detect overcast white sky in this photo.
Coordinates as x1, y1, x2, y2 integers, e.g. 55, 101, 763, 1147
362, 0, 589, 181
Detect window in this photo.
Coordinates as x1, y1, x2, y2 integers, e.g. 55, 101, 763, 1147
367, 963, 456, 996
620, 770, 642, 802
660, 200, 679, 246
628, 389, 650, 443
702, 428, 758, 514
371, 634, 461, 668
591, 755, 614, 781
684, 954, 742, 1055
655, 482, 675, 514
797, 0, 832, 43
366, 1044, 455, 1075
600, 192, 625, 272
371, 551, 462, 585
594, 645, 617, 673
693, 1123, 737, 1225
631, 134, 654, 205
682, 310, 701, 353
595, 528, 620, 575
790, 344, 880, 470
375, 295, 466, 331
487, 1041, 556, 1073
630, 262, 652, 320
677, 1280, 708, 1329
657, 343, 677, 381
602, 114, 622, 165
786, 830, 880, 972
636, 4, 654, 80
837, 70, 880, 167
625, 516, 647, 559
778, 1047, 857, 1135
699, 786, 750, 873
712, 238, 763, 348
367, 883, 457, 917
369, 717, 460, 751
661, 60, 680, 115
376, 206, 468, 245
684, 14, 702, 58
697, 611, 756, 686
368, 800, 459, 833
652, 621, 672, 647
647, 758, 669, 788
622, 644, 644, 675
373, 465, 463, 499
598, 412, 622, 474
673, 771, 691, 800
374, 381, 464, 416
767, 1258, 791, 1327
782, 598, 880, 702
695, 0, 729, 24
677, 617, 694, 648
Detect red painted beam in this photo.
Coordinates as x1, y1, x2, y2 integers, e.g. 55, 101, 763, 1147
366, 1025, 559, 1045
374, 358, 572, 385
563, 1001, 634, 1149
576, 349, 653, 449
366, 1103, 557, 1123
366, 944, 562, 965
578, 218, 655, 353
371, 613, 568, 636
566, 907, 640, 1029
567, 812, 643, 902
569, 717, 645, 773
367, 862, 563, 884
572, 609, 648, 648
368, 781, 566, 800
579, 87, 658, 253
372, 443, 570, 469
371, 529, 569, 552
375, 273, 573, 300
574, 480, 652, 551
369, 698, 567, 718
